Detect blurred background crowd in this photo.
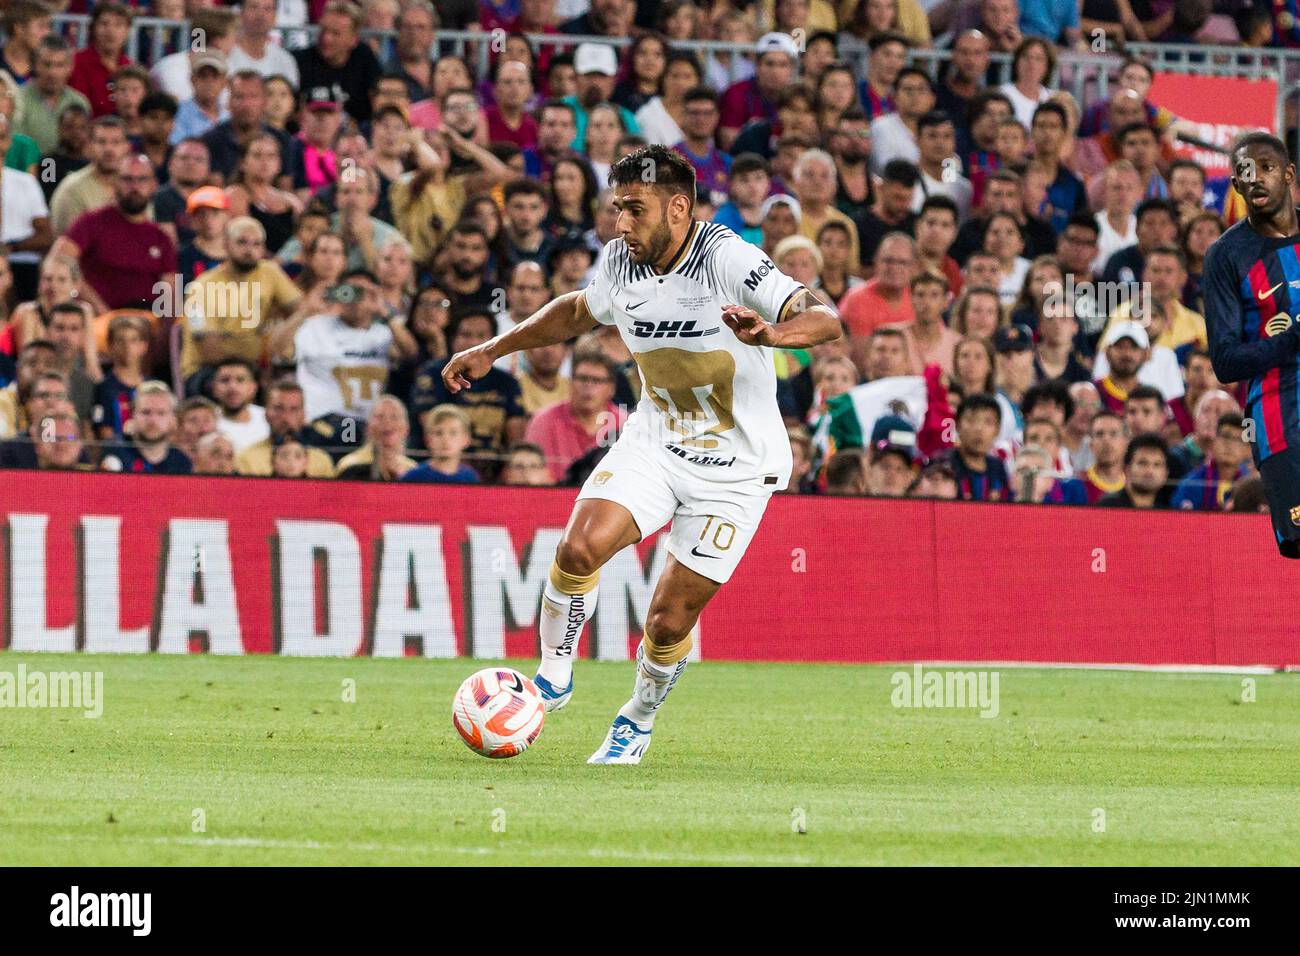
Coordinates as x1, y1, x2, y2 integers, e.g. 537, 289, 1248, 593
0, 0, 1288, 511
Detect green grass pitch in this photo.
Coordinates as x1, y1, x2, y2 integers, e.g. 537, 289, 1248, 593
1, 651, 1297, 866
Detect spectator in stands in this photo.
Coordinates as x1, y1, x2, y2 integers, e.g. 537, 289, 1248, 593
998, 36, 1054, 129
228, 0, 300, 85
181, 216, 300, 392
525, 352, 627, 484
501, 441, 553, 486
855, 159, 917, 272
564, 43, 639, 150
730, 82, 818, 162
170, 54, 229, 147
486, 60, 539, 151
1101, 245, 1206, 360
174, 395, 220, 460
272, 267, 412, 424
100, 381, 193, 474
909, 459, 959, 499
897, 271, 961, 376
992, 322, 1035, 411
912, 111, 972, 221
411, 309, 526, 462
1063, 380, 1100, 471
825, 447, 868, 495
210, 357, 268, 453
673, 88, 730, 201
270, 433, 311, 479
385, 0, 437, 101
0, 1, 51, 85
33, 410, 85, 471
1028, 102, 1085, 234
1101, 194, 1178, 293
236, 379, 337, 478
68, 1, 131, 118
719, 32, 798, 149
0, 341, 60, 439
624, 47, 694, 149
192, 431, 236, 475
294, 1, 382, 124
942, 393, 1012, 501
1097, 433, 1170, 509
866, 416, 918, 498
515, 342, 570, 417
1033, 295, 1090, 384
934, 29, 990, 127
814, 220, 864, 304
1123, 384, 1169, 439
840, 232, 917, 339
982, 210, 1030, 305
793, 149, 861, 268
403, 404, 480, 483
500, 180, 555, 272
560, 0, 635, 36
856, 31, 908, 122
870, 67, 934, 176
48, 114, 127, 234
202, 71, 292, 182
953, 169, 1047, 266
92, 312, 148, 440
714, 153, 769, 245
1168, 388, 1240, 479
149, 9, 238, 102
334, 394, 416, 480
52, 152, 175, 313
825, 107, 873, 213
178, 186, 229, 284
1171, 412, 1251, 511
16, 36, 90, 158
1092, 319, 1149, 414
41, 300, 95, 423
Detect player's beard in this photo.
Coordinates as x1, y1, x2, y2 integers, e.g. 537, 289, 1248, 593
631, 214, 674, 266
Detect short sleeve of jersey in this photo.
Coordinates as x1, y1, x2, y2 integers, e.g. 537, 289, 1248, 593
722, 234, 805, 324
584, 244, 617, 326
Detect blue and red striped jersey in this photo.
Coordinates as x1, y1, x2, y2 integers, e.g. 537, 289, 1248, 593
1203, 210, 1300, 463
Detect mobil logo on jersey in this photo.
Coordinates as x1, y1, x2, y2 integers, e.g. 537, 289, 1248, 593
742, 257, 776, 291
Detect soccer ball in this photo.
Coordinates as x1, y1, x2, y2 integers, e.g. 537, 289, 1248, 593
453, 668, 546, 758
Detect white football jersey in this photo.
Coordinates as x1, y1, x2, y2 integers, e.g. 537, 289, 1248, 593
584, 222, 805, 482
293, 314, 393, 422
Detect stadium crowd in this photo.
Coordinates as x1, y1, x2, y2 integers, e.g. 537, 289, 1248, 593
0, 0, 1288, 511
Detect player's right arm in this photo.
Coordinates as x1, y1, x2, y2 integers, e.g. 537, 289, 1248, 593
441, 290, 599, 393
1204, 239, 1300, 384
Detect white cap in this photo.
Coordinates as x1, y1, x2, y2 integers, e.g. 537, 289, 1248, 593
756, 32, 800, 59
574, 43, 619, 77
760, 194, 802, 223
1101, 319, 1151, 350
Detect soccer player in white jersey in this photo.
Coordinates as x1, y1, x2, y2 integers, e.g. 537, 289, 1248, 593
442, 146, 841, 764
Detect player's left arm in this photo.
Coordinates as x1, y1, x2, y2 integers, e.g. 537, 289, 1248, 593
722, 288, 842, 349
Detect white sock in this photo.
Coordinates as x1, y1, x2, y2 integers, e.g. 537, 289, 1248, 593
537, 577, 598, 687
618, 642, 689, 729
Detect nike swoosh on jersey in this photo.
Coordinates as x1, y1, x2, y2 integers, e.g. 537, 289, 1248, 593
627, 301, 647, 310
1259, 282, 1284, 300
689, 546, 720, 559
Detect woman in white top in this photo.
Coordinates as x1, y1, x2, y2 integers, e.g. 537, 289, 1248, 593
983, 211, 1031, 307
634, 52, 704, 147
998, 37, 1055, 130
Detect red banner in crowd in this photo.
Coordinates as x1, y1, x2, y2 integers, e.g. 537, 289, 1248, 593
0, 471, 1295, 666
1147, 73, 1276, 179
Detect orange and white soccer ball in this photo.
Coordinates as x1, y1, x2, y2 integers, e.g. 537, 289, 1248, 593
453, 668, 546, 758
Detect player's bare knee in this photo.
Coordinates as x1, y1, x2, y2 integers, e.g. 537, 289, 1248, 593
644, 607, 693, 646
555, 537, 602, 578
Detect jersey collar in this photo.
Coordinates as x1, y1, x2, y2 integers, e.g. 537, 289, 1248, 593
655, 220, 699, 276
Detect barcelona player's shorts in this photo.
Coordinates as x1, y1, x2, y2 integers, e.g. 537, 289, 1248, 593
1258, 445, 1300, 558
